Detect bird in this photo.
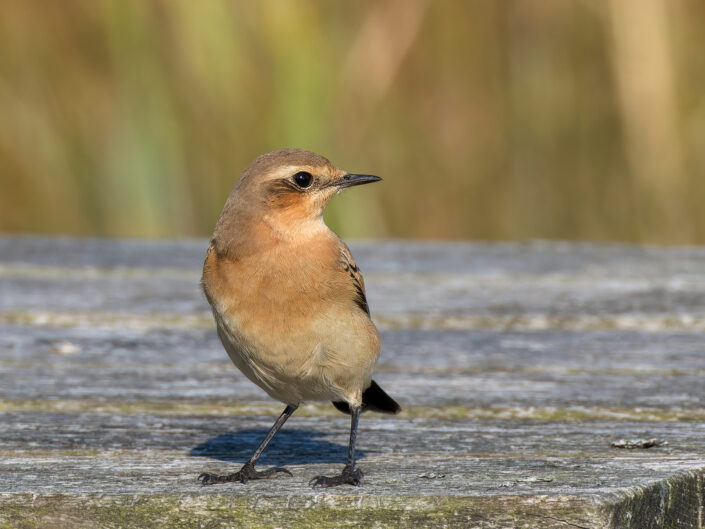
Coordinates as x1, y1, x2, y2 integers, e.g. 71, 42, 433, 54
198, 148, 401, 488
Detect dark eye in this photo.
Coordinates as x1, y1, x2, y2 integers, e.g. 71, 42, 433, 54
293, 171, 313, 188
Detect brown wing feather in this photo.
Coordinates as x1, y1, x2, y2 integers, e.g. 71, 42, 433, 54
338, 243, 369, 315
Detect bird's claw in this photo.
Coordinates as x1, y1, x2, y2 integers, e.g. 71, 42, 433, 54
198, 463, 292, 486
309, 466, 363, 488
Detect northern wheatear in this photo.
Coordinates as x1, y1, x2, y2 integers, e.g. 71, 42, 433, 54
199, 149, 400, 488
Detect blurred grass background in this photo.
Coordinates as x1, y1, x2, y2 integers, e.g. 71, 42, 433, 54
0, 0, 704, 243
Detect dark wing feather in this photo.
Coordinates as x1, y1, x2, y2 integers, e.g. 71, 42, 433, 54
338, 243, 370, 315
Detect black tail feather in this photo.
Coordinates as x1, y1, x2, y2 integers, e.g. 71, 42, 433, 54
333, 380, 401, 415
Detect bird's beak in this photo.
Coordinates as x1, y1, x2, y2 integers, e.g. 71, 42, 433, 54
336, 173, 383, 189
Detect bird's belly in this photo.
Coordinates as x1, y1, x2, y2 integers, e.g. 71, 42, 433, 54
212, 298, 378, 406
211, 308, 300, 404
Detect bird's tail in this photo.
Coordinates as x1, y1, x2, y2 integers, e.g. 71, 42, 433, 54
333, 380, 402, 415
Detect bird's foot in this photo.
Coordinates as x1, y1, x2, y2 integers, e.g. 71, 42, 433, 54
309, 465, 363, 488
198, 462, 292, 486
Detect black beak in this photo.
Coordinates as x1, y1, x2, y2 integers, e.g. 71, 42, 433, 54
337, 173, 383, 189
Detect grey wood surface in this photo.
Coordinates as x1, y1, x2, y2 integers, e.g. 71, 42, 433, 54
1, 237, 705, 528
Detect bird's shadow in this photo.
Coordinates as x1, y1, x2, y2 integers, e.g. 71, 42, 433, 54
189, 429, 365, 465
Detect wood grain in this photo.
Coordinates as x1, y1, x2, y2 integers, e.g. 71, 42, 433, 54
1, 237, 705, 528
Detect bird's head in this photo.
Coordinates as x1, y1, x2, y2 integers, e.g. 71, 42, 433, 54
243, 149, 380, 216
214, 149, 381, 246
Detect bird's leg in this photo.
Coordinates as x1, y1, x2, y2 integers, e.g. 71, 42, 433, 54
199, 403, 298, 485
309, 405, 363, 488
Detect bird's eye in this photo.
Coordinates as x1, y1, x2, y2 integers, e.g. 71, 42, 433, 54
293, 171, 313, 188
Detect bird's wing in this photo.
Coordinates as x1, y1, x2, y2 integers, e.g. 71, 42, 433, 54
338, 242, 370, 315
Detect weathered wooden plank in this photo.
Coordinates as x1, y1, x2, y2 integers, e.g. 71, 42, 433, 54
2, 237, 705, 276
2, 325, 704, 413
2, 411, 704, 526
2, 237, 705, 528
2, 238, 705, 332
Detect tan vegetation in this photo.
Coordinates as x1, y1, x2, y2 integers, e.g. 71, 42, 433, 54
0, 1, 703, 242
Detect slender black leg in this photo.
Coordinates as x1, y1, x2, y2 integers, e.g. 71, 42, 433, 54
309, 405, 363, 488
199, 403, 298, 485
